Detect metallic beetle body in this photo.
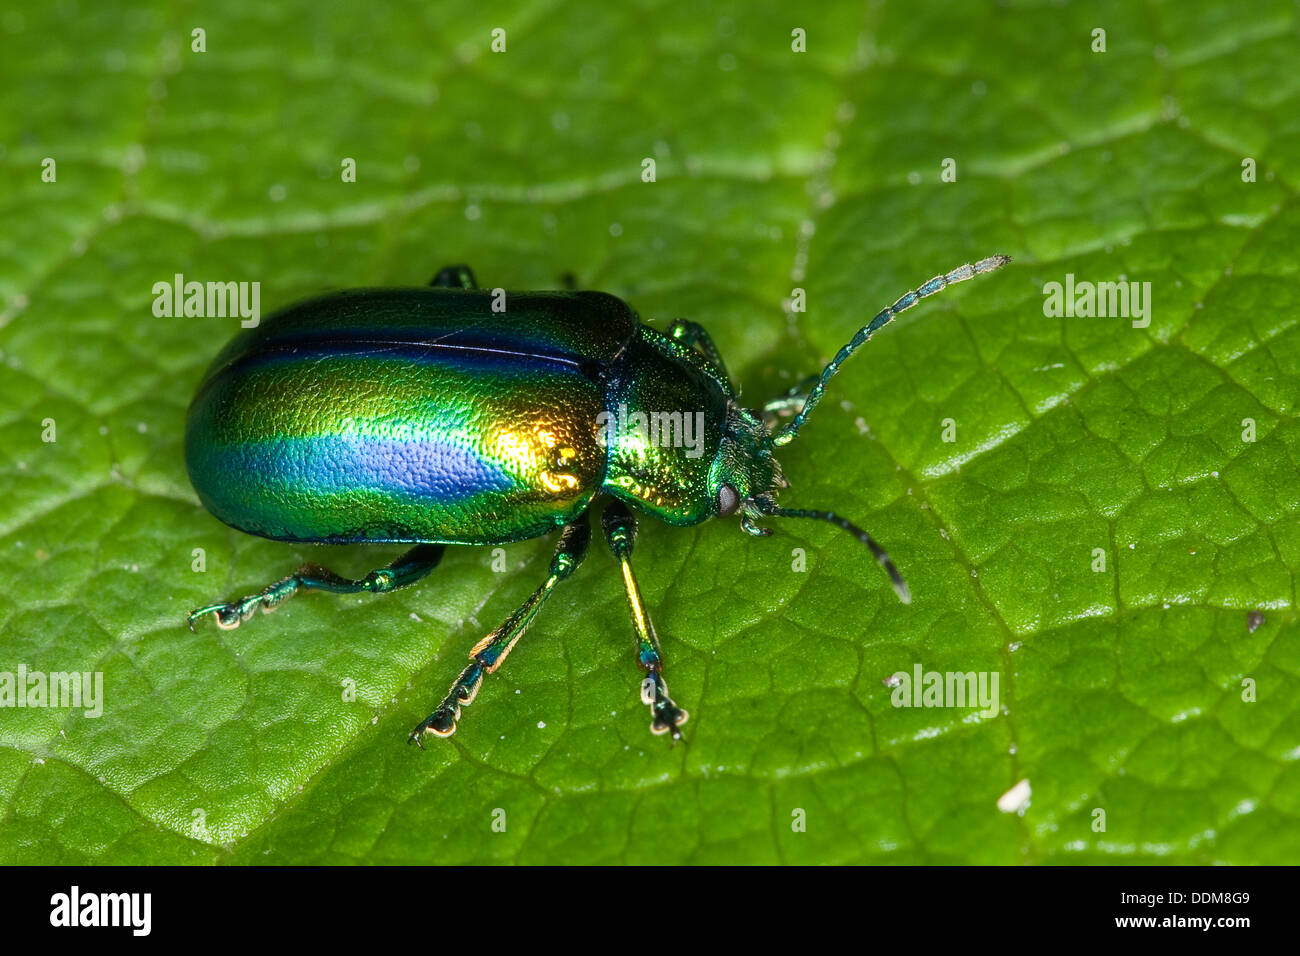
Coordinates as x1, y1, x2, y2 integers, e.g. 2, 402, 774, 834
186, 287, 729, 546
184, 257, 1009, 742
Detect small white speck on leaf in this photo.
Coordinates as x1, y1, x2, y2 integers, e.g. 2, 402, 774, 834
997, 778, 1031, 814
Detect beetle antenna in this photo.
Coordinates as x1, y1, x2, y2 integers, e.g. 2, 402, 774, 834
765, 504, 911, 604
771, 255, 1010, 447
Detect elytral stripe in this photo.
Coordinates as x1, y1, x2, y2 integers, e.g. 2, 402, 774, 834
217, 435, 514, 500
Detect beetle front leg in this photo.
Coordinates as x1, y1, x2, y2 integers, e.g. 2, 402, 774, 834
409, 514, 591, 745
188, 544, 446, 631
666, 318, 731, 388
600, 500, 689, 740
430, 264, 478, 289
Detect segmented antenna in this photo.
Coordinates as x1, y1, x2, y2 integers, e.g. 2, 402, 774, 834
772, 255, 1010, 447
766, 505, 911, 604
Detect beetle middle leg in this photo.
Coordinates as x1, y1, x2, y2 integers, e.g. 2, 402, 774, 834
430, 264, 478, 289
187, 544, 446, 631
760, 373, 820, 431
600, 500, 689, 739
409, 514, 592, 745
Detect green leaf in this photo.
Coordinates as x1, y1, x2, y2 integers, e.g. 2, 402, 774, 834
2, 0, 1297, 864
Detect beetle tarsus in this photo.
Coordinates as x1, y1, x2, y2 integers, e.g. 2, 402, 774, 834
643, 672, 688, 740
409, 707, 459, 745
187, 599, 257, 631
650, 703, 689, 739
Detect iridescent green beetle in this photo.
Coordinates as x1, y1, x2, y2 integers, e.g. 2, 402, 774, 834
185, 257, 1009, 743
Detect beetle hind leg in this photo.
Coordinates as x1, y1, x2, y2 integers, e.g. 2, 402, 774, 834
601, 500, 689, 740
187, 544, 445, 631
409, 515, 592, 746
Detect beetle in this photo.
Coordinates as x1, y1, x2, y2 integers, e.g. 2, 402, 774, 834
185, 257, 1009, 744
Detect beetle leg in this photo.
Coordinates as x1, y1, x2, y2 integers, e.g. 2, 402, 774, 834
760, 373, 821, 431
187, 544, 446, 631
430, 264, 478, 289
409, 515, 591, 745
666, 318, 732, 389
600, 500, 689, 740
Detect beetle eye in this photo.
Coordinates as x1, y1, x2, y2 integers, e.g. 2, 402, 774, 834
716, 483, 740, 517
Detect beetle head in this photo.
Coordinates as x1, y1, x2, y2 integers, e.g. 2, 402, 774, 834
707, 403, 786, 526
707, 401, 911, 604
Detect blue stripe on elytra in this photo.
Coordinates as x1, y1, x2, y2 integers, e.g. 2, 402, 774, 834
226, 435, 514, 500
